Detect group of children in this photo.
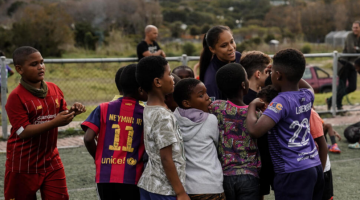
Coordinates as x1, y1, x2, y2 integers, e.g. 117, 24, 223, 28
4, 46, 340, 200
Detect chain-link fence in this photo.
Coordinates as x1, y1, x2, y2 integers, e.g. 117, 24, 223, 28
2, 52, 360, 138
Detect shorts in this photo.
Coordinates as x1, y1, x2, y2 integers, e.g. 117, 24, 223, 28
322, 169, 334, 200
140, 188, 177, 200
97, 183, 140, 200
4, 167, 69, 200
188, 193, 225, 200
273, 165, 324, 200
223, 175, 260, 200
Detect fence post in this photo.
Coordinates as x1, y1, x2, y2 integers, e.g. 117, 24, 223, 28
181, 54, 188, 66
331, 51, 338, 117
1, 56, 8, 139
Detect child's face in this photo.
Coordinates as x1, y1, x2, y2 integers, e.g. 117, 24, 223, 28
173, 69, 194, 79
209, 30, 236, 63
186, 83, 211, 112
160, 64, 175, 95
16, 52, 45, 84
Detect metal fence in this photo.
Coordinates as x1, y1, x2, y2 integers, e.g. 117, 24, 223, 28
1, 52, 360, 138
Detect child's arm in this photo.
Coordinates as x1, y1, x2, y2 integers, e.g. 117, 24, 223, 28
247, 98, 276, 138
19, 110, 75, 139
299, 79, 315, 94
160, 146, 190, 200
84, 129, 97, 160
314, 136, 328, 170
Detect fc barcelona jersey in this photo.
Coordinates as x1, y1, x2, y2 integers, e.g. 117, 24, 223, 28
81, 97, 145, 184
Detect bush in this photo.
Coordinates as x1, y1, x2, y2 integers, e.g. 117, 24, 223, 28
201, 24, 211, 34
251, 37, 262, 45
264, 34, 275, 43
182, 42, 196, 56
74, 22, 99, 50
301, 44, 312, 54
11, 3, 73, 57
189, 26, 200, 36
170, 21, 183, 38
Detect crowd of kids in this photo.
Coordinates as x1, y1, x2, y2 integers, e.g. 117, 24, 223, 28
4, 25, 345, 200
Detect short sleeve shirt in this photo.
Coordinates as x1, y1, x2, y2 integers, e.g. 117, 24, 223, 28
210, 100, 261, 177
5, 82, 67, 173
263, 89, 321, 174
137, 41, 161, 61
309, 109, 324, 139
137, 106, 186, 196
81, 97, 145, 184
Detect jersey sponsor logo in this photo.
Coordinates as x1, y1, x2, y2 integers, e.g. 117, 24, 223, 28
127, 158, 137, 166
268, 102, 283, 113
101, 156, 126, 165
125, 103, 133, 106
55, 99, 60, 108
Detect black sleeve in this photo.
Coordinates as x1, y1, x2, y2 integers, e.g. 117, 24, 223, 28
137, 42, 149, 57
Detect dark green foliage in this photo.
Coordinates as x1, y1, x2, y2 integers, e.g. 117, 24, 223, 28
170, 21, 183, 38
189, 26, 200, 36
301, 44, 312, 54
201, 24, 210, 34
182, 42, 196, 56
264, 34, 275, 43
7, 1, 27, 16
74, 23, 99, 50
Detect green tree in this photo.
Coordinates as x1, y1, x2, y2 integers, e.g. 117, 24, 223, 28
182, 42, 196, 56
11, 3, 73, 57
74, 22, 99, 50
189, 26, 200, 36
170, 21, 183, 38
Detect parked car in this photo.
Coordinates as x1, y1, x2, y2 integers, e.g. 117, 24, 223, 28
302, 65, 335, 93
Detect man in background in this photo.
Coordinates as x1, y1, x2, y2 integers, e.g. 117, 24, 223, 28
327, 21, 360, 110
137, 25, 166, 61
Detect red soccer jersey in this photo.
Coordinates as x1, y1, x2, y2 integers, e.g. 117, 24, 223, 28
5, 82, 67, 173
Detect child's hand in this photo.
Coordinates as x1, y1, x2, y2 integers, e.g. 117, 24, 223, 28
334, 131, 342, 141
250, 98, 266, 111
53, 110, 75, 127
69, 102, 86, 116
177, 192, 190, 200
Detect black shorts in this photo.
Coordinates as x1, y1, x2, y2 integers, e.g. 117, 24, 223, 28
273, 165, 324, 200
97, 183, 140, 200
322, 169, 334, 200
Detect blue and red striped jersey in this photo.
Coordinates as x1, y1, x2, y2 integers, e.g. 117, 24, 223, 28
81, 97, 145, 184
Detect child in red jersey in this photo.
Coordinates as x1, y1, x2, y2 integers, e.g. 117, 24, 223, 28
4, 46, 86, 200
82, 64, 148, 200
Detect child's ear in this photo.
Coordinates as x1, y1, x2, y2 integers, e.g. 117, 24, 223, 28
275, 71, 282, 81
255, 70, 261, 79
15, 65, 23, 75
242, 81, 246, 89
182, 100, 191, 109
153, 77, 162, 88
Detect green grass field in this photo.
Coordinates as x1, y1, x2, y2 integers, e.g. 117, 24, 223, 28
0, 125, 359, 199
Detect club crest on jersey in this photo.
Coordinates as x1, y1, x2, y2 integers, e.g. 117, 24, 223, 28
36, 105, 43, 110
127, 158, 137, 166
55, 99, 60, 108
268, 102, 283, 113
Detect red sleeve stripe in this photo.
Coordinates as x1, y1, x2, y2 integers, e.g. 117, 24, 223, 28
82, 122, 100, 134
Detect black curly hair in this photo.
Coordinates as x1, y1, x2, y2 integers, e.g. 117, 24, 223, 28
136, 56, 168, 92
173, 78, 201, 108
172, 65, 195, 79
119, 64, 141, 95
115, 66, 126, 93
257, 85, 279, 104
216, 63, 247, 99
272, 48, 306, 83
